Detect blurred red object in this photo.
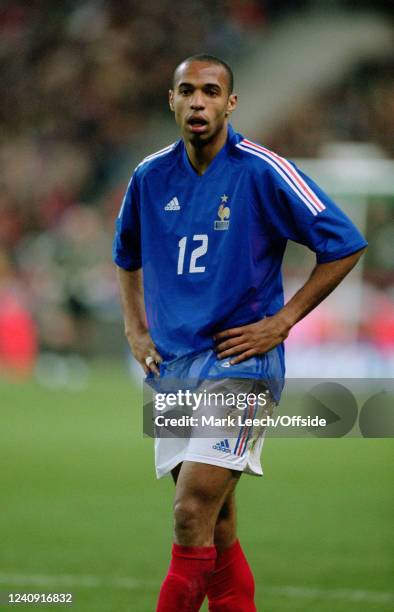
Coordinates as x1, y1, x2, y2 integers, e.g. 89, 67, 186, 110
0, 287, 37, 378
0, 248, 38, 379
362, 294, 394, 351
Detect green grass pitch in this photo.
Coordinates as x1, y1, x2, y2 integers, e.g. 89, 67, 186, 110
1, 361, 393, 611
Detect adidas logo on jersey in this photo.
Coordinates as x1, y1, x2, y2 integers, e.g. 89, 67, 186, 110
164, 197, 181, 211
212, 439, 231, 453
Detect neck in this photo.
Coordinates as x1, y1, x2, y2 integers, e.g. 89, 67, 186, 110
185, 124, 228, 175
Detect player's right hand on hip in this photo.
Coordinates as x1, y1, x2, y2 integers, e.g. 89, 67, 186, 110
126, 329, 162, 376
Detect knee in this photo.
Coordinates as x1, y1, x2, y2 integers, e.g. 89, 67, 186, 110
173, 498, 202, 535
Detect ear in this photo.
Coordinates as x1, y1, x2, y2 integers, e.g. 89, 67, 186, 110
226, 93, 238, 116
169, 90, 175, 112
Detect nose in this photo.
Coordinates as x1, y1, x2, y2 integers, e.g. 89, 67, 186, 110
190, 90, 205, 110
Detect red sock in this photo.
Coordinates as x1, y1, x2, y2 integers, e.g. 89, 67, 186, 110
207, 540, 256, 611
156, 543, 217, 611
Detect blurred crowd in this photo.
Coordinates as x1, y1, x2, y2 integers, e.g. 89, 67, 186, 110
0, 1, 392, 378
265, 58, 394, 159
1, 0, 268, 214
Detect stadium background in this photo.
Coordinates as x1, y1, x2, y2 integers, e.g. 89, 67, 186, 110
0, 1, 393, 610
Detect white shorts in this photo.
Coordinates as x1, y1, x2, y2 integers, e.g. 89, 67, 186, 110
154, 378, 275, 479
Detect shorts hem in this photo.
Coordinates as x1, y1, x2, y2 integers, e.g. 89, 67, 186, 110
155, 454, 185, 479
156, 452, 263, 479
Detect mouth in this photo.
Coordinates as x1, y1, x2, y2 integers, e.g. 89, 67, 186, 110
187, 116, 209, 133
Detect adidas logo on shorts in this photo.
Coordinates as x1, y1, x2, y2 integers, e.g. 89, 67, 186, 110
212, 439, 231, 453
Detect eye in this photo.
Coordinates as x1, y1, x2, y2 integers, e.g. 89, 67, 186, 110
179, 88, 192, 96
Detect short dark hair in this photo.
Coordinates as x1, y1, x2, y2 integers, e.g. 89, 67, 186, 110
173, 54, 234, 94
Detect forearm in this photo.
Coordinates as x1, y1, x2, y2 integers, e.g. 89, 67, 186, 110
116, 266, 147, 337
215, 248, 366, 363
116, 265, 162, 374
278, 248, 366, 330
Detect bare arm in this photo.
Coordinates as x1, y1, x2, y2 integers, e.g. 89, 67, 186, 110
116, 266, 162, 375
215, 248, 366, 364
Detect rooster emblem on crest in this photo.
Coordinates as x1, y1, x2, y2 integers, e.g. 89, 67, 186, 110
218, 194, 230, 221
218, 203, 230, 221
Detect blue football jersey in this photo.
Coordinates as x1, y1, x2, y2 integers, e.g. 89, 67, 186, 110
113, 125, 367, 398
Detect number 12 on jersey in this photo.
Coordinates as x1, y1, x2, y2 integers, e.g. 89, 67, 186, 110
177, 234, 208, 275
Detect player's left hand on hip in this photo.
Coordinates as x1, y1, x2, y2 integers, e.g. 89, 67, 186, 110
214, 315, 291, 364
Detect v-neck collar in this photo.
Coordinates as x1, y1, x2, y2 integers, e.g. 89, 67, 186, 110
181, 125, 235, 180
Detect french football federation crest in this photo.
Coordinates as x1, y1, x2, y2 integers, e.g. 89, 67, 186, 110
214, 195, 230, 230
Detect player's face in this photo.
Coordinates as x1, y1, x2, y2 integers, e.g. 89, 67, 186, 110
169, 61, 237, 146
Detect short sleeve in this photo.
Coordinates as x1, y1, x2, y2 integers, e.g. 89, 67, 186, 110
261, 160, 368, 263
112, 172, 142, 271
